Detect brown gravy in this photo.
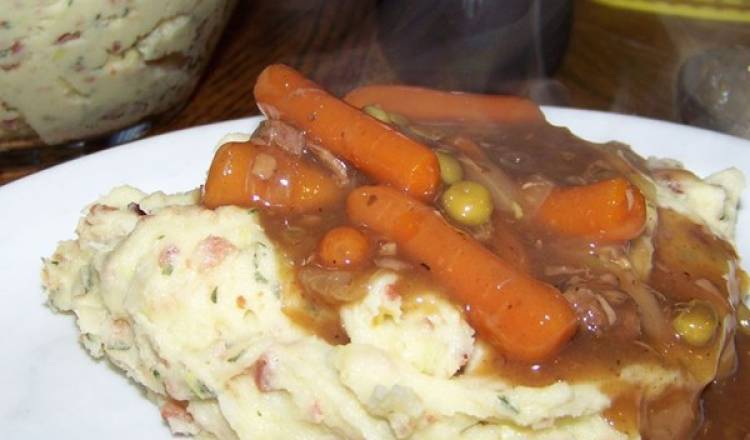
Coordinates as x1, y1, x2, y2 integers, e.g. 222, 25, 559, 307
247, 116, 746, 438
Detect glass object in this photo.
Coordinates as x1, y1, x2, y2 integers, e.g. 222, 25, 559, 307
375, 0, 572, 94
0, 0, 237, 150
678, 47, 750, 140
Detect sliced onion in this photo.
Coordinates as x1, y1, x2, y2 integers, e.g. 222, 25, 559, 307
251, 153, 277, 180
374, 257, 413, 272
616, 271, 671, 344
307, 143, 351, 187
519, 174, 554, 218
458, 155, 524, 220
297, 267, 364, 303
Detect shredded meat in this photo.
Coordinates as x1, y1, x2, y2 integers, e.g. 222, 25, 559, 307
252, 119, 352, 186
563, 282, 641, 340
306, 143, 351, 186
252, 119, 306, 155
564, 286, 612, 335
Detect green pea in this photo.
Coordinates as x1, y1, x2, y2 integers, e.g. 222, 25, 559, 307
441, 180, 493, 226
672, 301, 718, 347
436, 151, 464, 185
363, 105, 391, 124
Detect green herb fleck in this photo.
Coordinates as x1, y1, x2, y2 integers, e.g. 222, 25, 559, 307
256, 410, 262, 417
184, 371, 215, 399
252, 243, 268, 283
498, 395, 519, 414
67, 0, 74, 6
157, 234, 165, 240
81, 264, 100, 293
254, 271, 268, 284
210, 287, 218, 304
50, 260, 59, 266
162, 265, 173, 276
197, 381, 212, 397
152, 369, 161, 379
227, 349, 245, 363
122, 7, 130, 17
247, 208, 258, 215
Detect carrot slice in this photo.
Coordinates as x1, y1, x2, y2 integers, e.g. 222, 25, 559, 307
347, 185, 577, 362
202, 141, 342, 213
344, 85, 545, 125
536, 177, 647, 242
253, 64, 440, 201
317, 226, 371, 269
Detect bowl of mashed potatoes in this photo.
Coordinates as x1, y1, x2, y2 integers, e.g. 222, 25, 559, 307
0, 0, 236, 149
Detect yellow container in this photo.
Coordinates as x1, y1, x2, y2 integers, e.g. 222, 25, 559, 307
592, 0, 750, 22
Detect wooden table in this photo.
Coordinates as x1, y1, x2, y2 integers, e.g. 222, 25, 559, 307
1, 0, 749, 184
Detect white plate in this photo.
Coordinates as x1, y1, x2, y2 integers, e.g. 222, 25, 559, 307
1, 110, 748, 439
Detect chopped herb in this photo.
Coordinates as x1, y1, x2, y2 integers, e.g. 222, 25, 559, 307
122, 7, 130, 17
184, 372, 215, 399
81, 264, 99, 293
257, 410, 262, 417
210, 287, 218, 304
254, 271, 268, 284
67, 0, 74, 6
252, 243, 268, 283
50, 260, 59, 266
157, 234, 165, 240
498, 395, 519, 414
162, 265, 173, 276
227, 350, 245, 363
152, 369, 161, 379
247, 208, 257, 215
197, 381, 212, 397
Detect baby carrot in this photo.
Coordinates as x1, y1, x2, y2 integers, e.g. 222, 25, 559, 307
253, 64, 441, 201
347, 185, 577, 362
535, 177, 647, 242
489, 217, 531, 274
344, 85, 545, 125
202, 140, 342, 213
317, 226, 371, 269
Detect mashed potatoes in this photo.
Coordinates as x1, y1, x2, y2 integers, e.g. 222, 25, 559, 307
0, 0, 234, 145
43, 186, 635, 439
